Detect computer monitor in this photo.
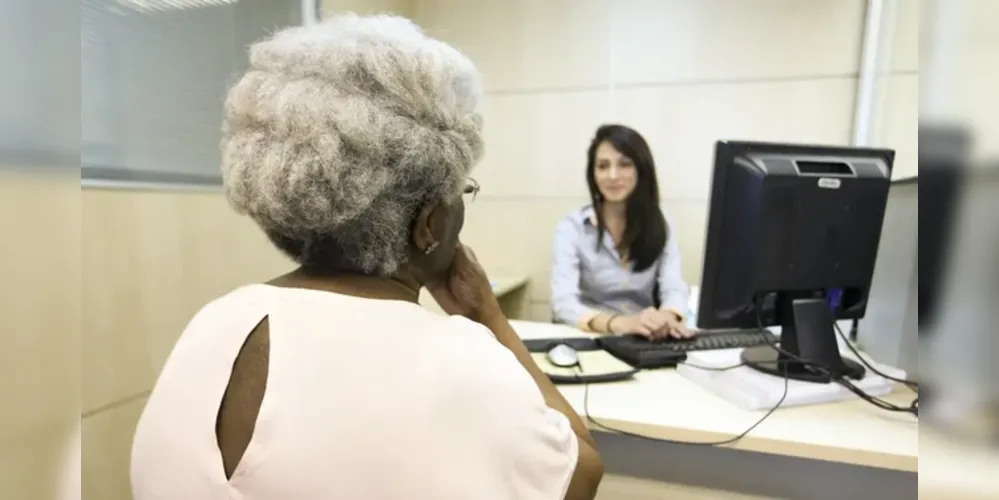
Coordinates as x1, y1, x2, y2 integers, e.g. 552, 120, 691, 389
697, 140, 895, 384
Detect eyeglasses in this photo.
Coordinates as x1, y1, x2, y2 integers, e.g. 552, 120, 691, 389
463, 178, 480, 202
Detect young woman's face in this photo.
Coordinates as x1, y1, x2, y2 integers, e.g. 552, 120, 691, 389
593, 141, 638, 203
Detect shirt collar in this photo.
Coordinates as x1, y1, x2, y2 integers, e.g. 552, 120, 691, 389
581, 205, 597, 226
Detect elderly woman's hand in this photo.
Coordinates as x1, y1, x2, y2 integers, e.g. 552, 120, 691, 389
427, 244, 501, 321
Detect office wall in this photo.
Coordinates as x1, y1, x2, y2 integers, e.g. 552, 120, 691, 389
948, 0, 999, 159
323, 0, 411, 16
411, 0, 869, 320
0, 174, 79, 500
859, 180, 918, 373
873, 0, 918, 178
79, 2, 410, 499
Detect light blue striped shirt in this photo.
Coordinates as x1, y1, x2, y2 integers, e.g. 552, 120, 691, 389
550, 205, 690, 328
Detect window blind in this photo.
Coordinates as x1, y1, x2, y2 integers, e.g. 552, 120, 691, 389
82, 0, 303, 187
0, 1, 80, 169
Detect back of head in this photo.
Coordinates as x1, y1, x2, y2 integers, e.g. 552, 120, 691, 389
221, 14, 484, 276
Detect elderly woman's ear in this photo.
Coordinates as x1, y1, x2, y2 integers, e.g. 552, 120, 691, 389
412, 200, 443, 255
410, 195, 465, 281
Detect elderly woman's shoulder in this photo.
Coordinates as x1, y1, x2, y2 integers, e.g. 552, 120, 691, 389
426, 318, 543, 398
186, 285, 262, 321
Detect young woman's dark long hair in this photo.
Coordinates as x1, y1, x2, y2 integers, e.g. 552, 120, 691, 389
586, 124, 668, 273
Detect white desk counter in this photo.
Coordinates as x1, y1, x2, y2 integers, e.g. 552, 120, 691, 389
511, 321, 919, 472
489, 276, 530, 297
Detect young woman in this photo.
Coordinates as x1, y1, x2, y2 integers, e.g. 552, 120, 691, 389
551, 124, 692, 338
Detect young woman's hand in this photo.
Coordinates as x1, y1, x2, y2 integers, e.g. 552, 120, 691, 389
637, 308, 674, 335
609, 308, 692, 339
652, 309, 693, 339
607, 314, 653, 337
426, 244, 501, 322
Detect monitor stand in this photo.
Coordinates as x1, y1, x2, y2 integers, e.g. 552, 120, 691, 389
741, 296, 865, 383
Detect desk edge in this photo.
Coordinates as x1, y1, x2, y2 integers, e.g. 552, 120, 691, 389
585, 417, 918, 472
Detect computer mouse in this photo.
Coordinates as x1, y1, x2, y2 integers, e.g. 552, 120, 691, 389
546, 343, 580, 368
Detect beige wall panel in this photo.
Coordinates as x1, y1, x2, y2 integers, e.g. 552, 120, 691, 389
322, 0, 412, 17
610, 0, 866, 85
82, 189, 292, 413
475, 90, 612, 199
0, 174, 79, 443
877, 74, 918, 179
413, 0, 613, 92
615, 78, 858, 200
890, 0, 920, 72
82, 397, 147, 500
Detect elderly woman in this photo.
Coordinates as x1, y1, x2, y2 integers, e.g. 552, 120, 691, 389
129, 14, 602, 500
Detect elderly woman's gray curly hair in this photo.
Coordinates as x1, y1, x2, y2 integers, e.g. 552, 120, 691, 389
221, 14, 484, 276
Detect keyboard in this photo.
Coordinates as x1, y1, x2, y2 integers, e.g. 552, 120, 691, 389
599, 330, 778, 369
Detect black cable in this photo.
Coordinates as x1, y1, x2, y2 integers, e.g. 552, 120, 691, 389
830, 322, 919, 415
832, 322, 918, 391
835, 376, 916, 412
760, 335, 915, 415
573, 359, 789, 447
566, 307, 916, 446
754, 315, 916, 417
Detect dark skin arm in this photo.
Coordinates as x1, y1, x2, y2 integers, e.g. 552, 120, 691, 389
428, 245, 604, 500
478, 308, 604, 499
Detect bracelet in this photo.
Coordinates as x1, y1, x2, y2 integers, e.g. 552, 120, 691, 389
605, 314, 620, 334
